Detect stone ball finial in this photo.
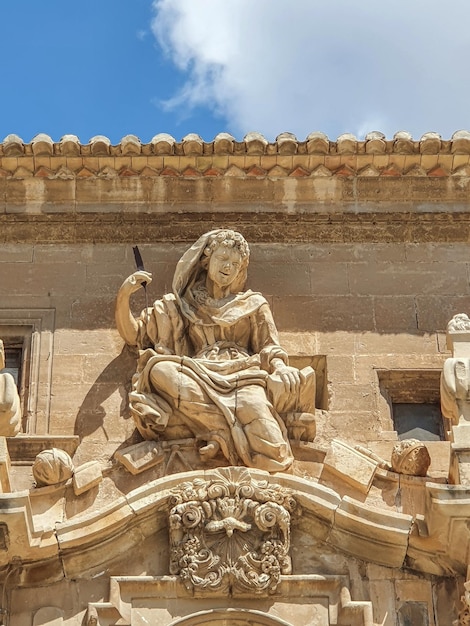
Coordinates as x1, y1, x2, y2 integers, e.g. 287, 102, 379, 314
32, 448, 74, 487
391, 439, 431, 477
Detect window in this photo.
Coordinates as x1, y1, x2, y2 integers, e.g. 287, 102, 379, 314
392, 403, 444, 441
0, 309, 55, 434
3, 338, 24, 386
377, 369, 446, 442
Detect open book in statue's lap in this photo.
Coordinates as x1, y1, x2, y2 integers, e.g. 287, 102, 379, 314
116, 230, 315, 472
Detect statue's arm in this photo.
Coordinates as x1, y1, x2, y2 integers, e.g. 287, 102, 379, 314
115, 271, 152, 347
254, 304, 300, 394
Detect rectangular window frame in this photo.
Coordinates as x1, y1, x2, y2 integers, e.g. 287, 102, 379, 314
376, 368, 446, 442
0, 309, 55, 434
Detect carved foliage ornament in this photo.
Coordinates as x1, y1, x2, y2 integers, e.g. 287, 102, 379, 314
458, 579, 470, 625
168, 468, 296, 595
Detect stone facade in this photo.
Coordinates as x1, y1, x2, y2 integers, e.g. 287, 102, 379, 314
1, 131, 470, 625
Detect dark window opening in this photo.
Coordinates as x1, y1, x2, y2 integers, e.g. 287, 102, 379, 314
377, 369, 446, 442
392, 403, 444, 441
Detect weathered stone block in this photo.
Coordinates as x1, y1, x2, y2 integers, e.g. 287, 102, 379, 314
72, 461, 102, 496
323, 439, 378, 493
115, 441, 164, 475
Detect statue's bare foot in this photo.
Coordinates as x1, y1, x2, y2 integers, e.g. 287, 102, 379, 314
199, 441, 220, 461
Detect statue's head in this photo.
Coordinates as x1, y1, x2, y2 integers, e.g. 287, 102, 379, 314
201, 230, 250, 268
199, 230, 250, 292
173, 229, 251, 300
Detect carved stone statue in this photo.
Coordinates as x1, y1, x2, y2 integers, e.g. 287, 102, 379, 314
116, 229, 315, 472
441, 313, 470, 426
0, 339, 21, 436
441, 313, 470, 484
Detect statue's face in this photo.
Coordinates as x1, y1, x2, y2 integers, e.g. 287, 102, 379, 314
207, 247, 243, 288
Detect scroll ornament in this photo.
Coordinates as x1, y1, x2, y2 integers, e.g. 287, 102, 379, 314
168, 468, 297, 595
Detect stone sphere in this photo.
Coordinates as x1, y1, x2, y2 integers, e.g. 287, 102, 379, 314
33, 448, 74, 487
391, 439, 431, 477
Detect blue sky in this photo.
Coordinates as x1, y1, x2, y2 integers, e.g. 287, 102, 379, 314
1, 1, 470, 144
0, 1, 211, 143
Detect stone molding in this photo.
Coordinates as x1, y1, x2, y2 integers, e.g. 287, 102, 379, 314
4, 211, 470, 244
0, 468, 467, 587
86, 574, 374, 626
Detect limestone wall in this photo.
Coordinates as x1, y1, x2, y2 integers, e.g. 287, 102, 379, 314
1, 240, 459, 475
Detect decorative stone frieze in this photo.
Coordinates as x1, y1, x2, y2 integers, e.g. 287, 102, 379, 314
168, 467, 296, 594
458, 578, 470, 625
0, 130, 469, 185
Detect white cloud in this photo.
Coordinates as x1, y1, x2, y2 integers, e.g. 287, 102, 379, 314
151, 0, 470, 140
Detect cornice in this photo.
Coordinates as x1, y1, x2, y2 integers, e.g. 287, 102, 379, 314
1, 131, 470, 179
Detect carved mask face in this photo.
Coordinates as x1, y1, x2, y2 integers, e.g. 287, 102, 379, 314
207, 247, 243, 289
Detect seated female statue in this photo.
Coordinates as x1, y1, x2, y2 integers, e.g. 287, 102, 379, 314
116, 229, 314, 472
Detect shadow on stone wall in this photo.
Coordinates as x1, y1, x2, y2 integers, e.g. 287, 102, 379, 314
74, 346, 136, 439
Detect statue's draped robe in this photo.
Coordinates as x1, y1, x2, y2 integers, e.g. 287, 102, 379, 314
130, 290, 293, 471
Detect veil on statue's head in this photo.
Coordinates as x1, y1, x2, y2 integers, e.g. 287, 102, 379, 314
172, 229, 250, 306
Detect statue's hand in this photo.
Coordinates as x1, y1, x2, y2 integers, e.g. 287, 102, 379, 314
120, 271, 153, 295
273, 362, 300, 396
